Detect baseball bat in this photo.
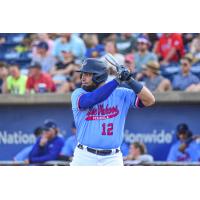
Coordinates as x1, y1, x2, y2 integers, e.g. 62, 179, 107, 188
104, 53, 121, 72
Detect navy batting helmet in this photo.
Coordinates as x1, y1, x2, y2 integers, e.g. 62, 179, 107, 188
77, 58, 108, 84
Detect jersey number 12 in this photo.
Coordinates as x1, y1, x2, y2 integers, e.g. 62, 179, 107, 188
102, 123, 113, 136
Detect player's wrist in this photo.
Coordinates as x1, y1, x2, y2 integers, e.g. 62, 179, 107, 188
126, 77, 143, 94
114, 78, 121, 85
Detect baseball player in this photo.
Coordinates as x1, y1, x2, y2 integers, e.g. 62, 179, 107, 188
71, 58, 155, 166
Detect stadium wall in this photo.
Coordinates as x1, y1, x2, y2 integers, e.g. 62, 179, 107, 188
0, 92, 200, 161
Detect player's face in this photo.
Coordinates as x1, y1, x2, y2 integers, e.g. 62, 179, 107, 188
81, 72, 93, 85
81, 72, 97, 91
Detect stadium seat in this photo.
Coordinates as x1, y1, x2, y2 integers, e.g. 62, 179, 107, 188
161, 65, 180, 82
191, 66, 200, 79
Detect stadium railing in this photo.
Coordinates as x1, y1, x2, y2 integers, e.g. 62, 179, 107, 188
0, 161, 200, 166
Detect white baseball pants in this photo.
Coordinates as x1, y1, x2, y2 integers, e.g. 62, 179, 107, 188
70, 146, 123, 166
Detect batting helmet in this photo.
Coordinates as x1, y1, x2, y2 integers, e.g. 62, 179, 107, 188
77, 58, 108, 84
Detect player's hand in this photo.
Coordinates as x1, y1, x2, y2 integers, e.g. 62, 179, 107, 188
117, 65, 132, 82
39, 136, 48, 146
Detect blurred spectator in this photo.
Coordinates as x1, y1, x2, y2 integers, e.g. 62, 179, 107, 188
124, 142, 154, 164
83, 34, 105, 58
182, 33, 195, 52
32, 41, 56, 73
5, 63, 27, 94
57, 64, 81, 93
155, 33, 185, 65
97, 33, 117, 44
167, 123, 198, 162
32, 33, 54, 56
120, 54, 137, 89
104, 40, 125, 64
172, 55, 200, 91
50, 49, 76, 86
14, 126, 44, 162
0, 62, 8, 93
144, 33, 159, 51
190, 34, 200, 62
134, 36, 157, 73
0, 34, 6, 44
141, 61, 171, 92
124, 54, 135, 74
102, 40, 125, 82
15, 37, 32, 53
60, 121, 77, 160
116, 33, 137, 54
26, 63, 56, 93
27, 120, 64, 164
53, 33, 86, 62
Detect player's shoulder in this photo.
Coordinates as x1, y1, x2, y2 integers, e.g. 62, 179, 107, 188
71, 88, 86, 98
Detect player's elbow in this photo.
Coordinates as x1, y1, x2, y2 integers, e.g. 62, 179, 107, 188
145, 95, 156, 107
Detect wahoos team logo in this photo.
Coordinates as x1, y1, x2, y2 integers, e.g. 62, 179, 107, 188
86, 104, 119, 120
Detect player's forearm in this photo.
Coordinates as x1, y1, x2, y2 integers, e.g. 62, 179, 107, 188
79, 79, 119, 109
137, 86, 155, 107
126, 77, 155, 107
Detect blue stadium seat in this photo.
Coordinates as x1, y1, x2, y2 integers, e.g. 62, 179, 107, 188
161, 65, 180, 82
20, 51, 32, 59
191, 66, 200, 79
4, 51, 20, 60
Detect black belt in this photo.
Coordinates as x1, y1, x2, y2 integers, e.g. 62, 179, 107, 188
77, 144, 120, 156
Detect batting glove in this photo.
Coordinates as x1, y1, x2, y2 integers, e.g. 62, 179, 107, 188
116, 65, 132, 82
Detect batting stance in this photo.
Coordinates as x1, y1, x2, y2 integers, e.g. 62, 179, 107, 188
71, 58, 155, 166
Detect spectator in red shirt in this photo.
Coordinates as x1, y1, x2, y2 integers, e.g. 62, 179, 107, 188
26, 63, 56, 93
155, 33, 185, 65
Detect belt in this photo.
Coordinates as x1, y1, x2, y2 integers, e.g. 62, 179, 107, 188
77, 144, 120, 156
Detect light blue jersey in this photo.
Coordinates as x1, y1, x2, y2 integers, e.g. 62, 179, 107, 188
71, 87, 139, 149
167, 141, 198, 162
60, 135, 77, 157
14, 145, 33, 161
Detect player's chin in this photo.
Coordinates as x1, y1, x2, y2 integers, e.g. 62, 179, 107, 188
81, 84, 97, 92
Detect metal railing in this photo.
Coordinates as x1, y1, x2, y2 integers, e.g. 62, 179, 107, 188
1, 161, 200, 166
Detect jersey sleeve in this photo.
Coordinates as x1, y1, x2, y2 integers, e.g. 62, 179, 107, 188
118, 88, 145, 109
71, 88, 86, 111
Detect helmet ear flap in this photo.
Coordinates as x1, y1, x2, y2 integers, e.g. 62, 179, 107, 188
92, 72, 108, 85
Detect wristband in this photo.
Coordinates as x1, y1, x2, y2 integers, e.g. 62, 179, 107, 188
127, 78, 143, 94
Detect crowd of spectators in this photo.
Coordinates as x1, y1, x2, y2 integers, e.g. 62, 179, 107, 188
1, 33, 200, 95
